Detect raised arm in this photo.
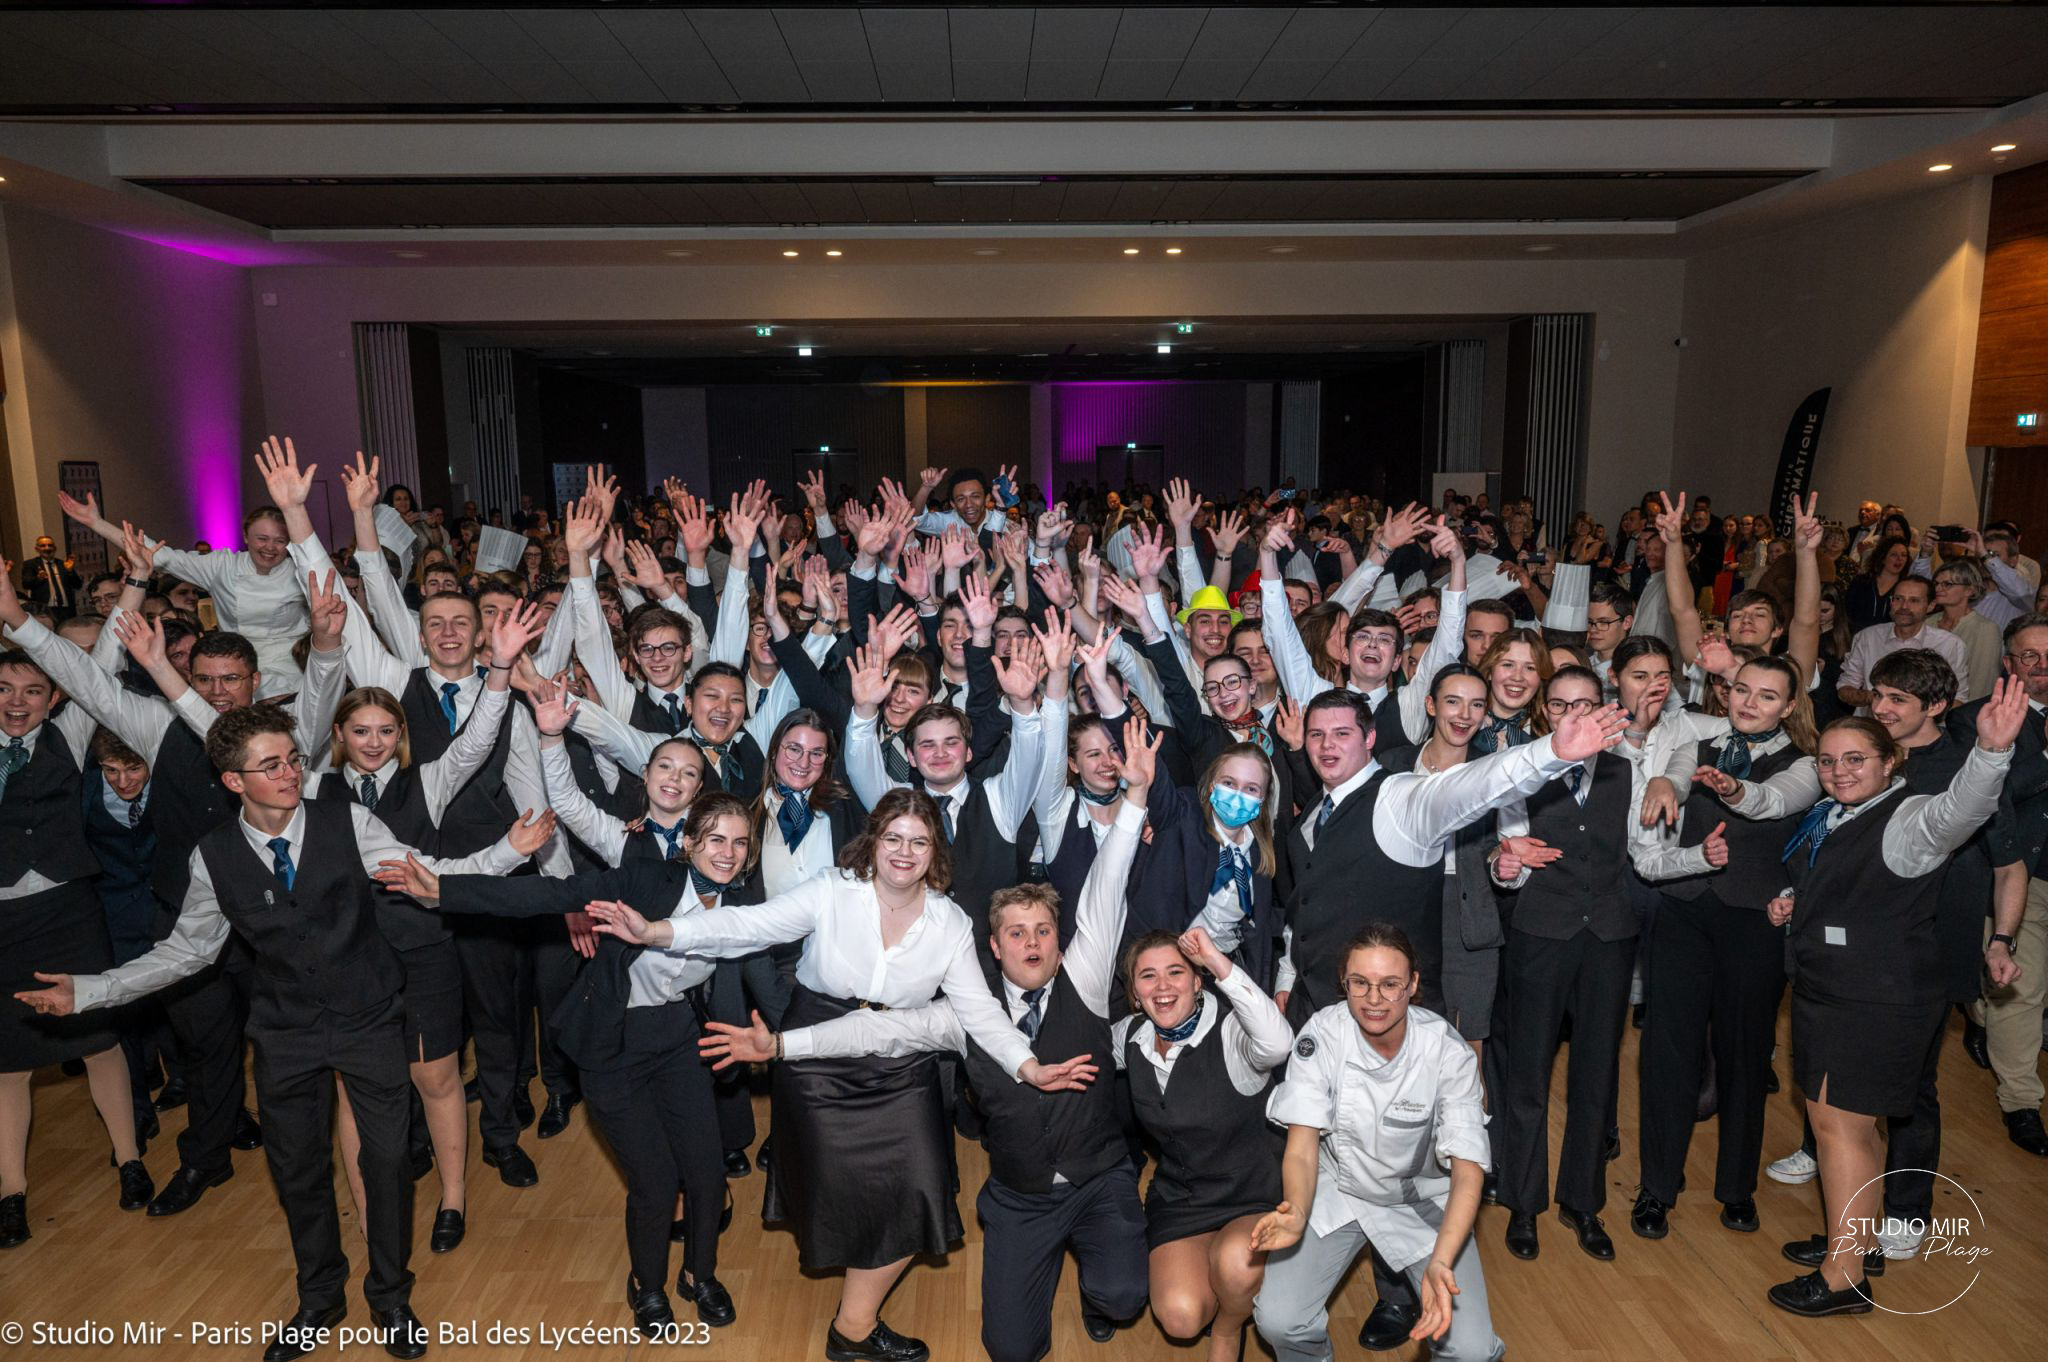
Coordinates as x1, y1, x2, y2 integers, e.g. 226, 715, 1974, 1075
984, 639, 1048, 839
1066, 723, 1156, 1015
1885, 679, 2022, 875
1786, 492, 1823, 687
1656, 491, 1704, 665
2, 584, 174, 762
1257, 524, 1334, 705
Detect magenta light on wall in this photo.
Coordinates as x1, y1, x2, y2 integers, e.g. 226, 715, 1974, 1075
134, 240, 253, 546
1050, 381, 1181, 469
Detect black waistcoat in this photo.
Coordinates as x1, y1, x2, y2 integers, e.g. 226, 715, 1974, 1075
81, 766, 154, 899
1123, 994, 1283, 1214
1284, 772, 1443, 1013
961, 968, 1126, 1196
1664, 739, 1807, 908
936, 779, 1028, 927
1789, 790, 1943, 1004
399, 668, 517, 856
1510, 751, 1638, 941
0, 724, 99, 888
195, 796, 402, 1029
629, 686, 687, 738
317, 767, 449, 951
147, 720, 236, 906
561, 732, 646, 872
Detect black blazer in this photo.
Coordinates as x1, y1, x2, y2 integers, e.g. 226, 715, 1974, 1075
1137, 633, 1300, 818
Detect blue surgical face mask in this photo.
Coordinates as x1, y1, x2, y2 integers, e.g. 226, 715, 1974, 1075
1208, 784, 1263, 829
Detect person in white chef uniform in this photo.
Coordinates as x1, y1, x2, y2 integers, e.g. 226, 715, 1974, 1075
1249, 921, 1502, 1362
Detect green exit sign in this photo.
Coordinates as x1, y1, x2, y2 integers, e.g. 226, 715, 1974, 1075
2021, 412, 2040, 428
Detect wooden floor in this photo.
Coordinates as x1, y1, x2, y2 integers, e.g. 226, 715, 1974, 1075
6, 1010, 2045, 1362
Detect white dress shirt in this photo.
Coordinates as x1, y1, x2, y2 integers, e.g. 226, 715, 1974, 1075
1192, 819, 1259, 953
1839, 619, 1971, 707
147, 542, 308, 698
70, 801, 526, 1012
844, 706, 1044, 841
762, 786, 838, 896
313, 683, 508, 824
629, 887, 721, 1009
1111, 964, 1295, 1097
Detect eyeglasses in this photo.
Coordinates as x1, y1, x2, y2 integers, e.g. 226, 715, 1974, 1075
1200, 674, 1250, 698
879, 833, 933, 854
634, 641, 683, 659
2011, 650, 2048, 667
1585, 613, 1624, 630
236, 751, 306, 780
1543, 697, 1598, 716
191, 672, 251, 689
1342, 976, 1409, 1001
779, 742, 826, 764
1814, 752, 1874, 772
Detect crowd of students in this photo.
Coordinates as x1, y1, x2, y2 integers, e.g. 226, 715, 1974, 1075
4, 449, 2045, 1362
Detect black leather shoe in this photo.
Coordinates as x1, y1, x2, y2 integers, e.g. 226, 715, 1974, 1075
1768, 1270, 1874, 1317
537, 1093, 578, 1140
233, 1109, 264, 1151
1720, 1197, 1760, 1232
261, 1305, 345, 1362
2005, 1108, 2048, 1156
1480, 1171, 1499, 1205
512, 1085, 536, 1131
627, 1275, 673, 1336
1560, 1207, 1615, 1260
1604, 1129, 1620, 1162
0, 1193, 27, 1248
481, 1145, 537, 1188
148, 1164, 232, 1217
409, 1147, 434, 1182
1081, 1304, 1116, 1344
373, 1305, 428, 1360
154, 1080, 188, 1111
825, 1318, 929, 1362
1504, 1211, 1540, 1259
1964, 1019, 1992, 1070
1630, 1192, 1669, 1240
1357, 1298, 1419, 1350
1781, 1234, 1884, 1275
682, 1275, 735, 1327
118, 1159, 155, 1211
723, 1146, 751, 1177
430, 1207, 465, 1253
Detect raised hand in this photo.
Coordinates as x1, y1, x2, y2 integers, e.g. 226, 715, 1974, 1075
305, 569, 347, 651
1210, 507, 1249, 559
1163, 477, 1202, 533
507, 808, 558, 858
999, 524, 1031, 576
1118, 714, 1161, 794
1425, 515, 1465, 562
1036, 502, 1071, 547
1977, 674, 2029, 751
960, 569, 998, 633
490, 597, 548, 667
57, 488, 102, 529
918, 465, 948, 496
1035, 607, 1076, 678
939, 526, 979, 572
1701, 820, 1730, 868
529, 671, 580, 737
1695, 634, 1739, 682
738, 478, 774, 525
1655, 491, 1687, 545
119, 520, 160, 577
699, 1010, 777, 1069
1031, 560, 1074, 609
622, 539, 668, 595
993, 463, 1020, 506
1378, 502, 1430, 552
798, 468, 829, 512
803, 555, 837, 624
853, 510, 894, 561
1550, 702, 1629, 762
872, 604, 923, 662
878, 477, 915, 520
582, 464, 621, 522
1261, 517, 1295, 561
993, 634, 1046, 705
1077, 629, 1116, 689
848, 642, 892, 714
1273, 696, 1305, 751
339, 450, 381, 512
1178, 925, 1231, 978
1128, 522, 1169, 583
722, 494, 761, 557
1096, 574, 1147, 631
115, 608, 168, 671
898, 542, 935, 603
585, 898, 658, 945
256, 436, 317, 508
676, 493, 715, 563
561, 495, 605, 558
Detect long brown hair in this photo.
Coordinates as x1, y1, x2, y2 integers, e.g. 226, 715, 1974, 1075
836, 788, 955, 894
1196, 743, 1278, 877
752, 708, 850, 829
329, 687, 412, 771
1737, 655, 1820, 756
1295, 601, 1351, 684
1475, 627, 1554, 717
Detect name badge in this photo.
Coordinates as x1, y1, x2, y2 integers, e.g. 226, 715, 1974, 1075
264, 890, 275, 906
1824, 926, 1847, 947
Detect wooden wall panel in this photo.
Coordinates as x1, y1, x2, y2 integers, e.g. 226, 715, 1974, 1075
1969, 160, 2048, 446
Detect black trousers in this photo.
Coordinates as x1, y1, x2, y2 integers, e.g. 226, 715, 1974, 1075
250, 1010, 414, 1314
580, 1005, 726, 1292
1882, 1039, 1944, 1222
453, 917, 529, 1152
528, 935, 581, 1100
1498, 927, 1635, 1217
159, 957, 251, 1176
1638, 893, 1786, 1205
714, 1069, 755, 1154
976, 1163, 1149, 1362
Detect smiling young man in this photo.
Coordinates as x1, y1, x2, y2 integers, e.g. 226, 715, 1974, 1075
15, 704, 548, 1362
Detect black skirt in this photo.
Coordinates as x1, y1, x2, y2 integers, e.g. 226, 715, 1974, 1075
762, 986, 963, 1271
397, 939, 464, 1063
0, 881, 124, 1070
1791, 986, 1945, 1118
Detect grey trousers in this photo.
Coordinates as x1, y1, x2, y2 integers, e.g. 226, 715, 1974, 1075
1253, 1219, 1502, 1362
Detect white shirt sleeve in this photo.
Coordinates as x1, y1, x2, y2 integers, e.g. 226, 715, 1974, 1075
291, 644, 349, 764
709, 560, 752, 669
1375, 736, 1578, 867
1328, 557, 1386, 613
348, 802, 526, 879
667, 871, 832, 958
1065, 800, 1145, 1017
288, 537, 410, 694
1265, 1014, 1341, 1131
420, 684, 511, 821
1396, 587, 1467, 743
1883, 743, 2012, 877
843, 710, 901, 811
1729, 756, 1824, 821
939, 928, 1037, 1080
354, 548, 427, 667
500, 705, 576, 877
71, 851, 232, 1011
780, 1000, 966, 1061
983, 708, 1047, 840
1215, 965, 1296, 1095
567, 576, 638, 719
569, 694, 660, 773
1433, 1032, 1492, 1171
1260, 575, 1334, 705
6, 615, 175, 763
534, 739, 628, 867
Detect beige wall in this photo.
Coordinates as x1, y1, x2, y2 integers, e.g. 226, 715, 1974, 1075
246, 254, 1687, 506
1672, 180, 1993, 527
1, 204, 266, 553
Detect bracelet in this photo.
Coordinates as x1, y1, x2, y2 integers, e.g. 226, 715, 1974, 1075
123, 575, 152, 589
774, 1032, 784, 1061
487, 661, 513, 671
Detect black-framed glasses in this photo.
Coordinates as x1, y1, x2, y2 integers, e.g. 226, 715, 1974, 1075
1543, 697, 1597, 716
635, 641, 683, 659
1201, 674, 1250, 698
236, 751, 306, 780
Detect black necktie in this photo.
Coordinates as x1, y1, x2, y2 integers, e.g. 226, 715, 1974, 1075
934, 792, 956, 841
359, 774, 379, 810
662, 693, 683, 736
1564, 766, 1586, 803
1017, 986, 1046, 1040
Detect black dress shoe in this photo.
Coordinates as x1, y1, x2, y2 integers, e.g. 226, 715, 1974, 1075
627, 1275, 674, 1336
261, 1305, 346, 1362
1768, 1270, 1874, 1317
1504, 1211, 1540, 1259
2005, 1108, 2048, 1156
154, 1080, 188, 1111
1560, 1207, 1615, 1260
373, 1305, 428, 1360
148, 1164, 233, 1217
481, 1144, 538, 1188
723, 1146, 751, 1177
537, 1093, 578, 1140
1357, 1298, 1419, 1350
682, 1275, 736, 1327
1781, 1234, 1884, 1275
512, 1086, 536, 1131
825, 1318, 929, 1362
430, 1207, 465, 1253
1720, 1198, 1760, 1233
0, 1193, 27, 1248
1964, 1018, 1992, 1070
1480, 1171, 1499, 1205
118, 1159, 155, 1211
1630, 1192, 1669, 1240
233, 1109, 264, 1151
1081, 1303, 1117, 1344
1604, 1129, 1620, 1162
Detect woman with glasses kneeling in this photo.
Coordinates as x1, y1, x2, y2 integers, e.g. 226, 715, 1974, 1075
1251, 923, 1501, 1362
1763, 682, 2022, 1317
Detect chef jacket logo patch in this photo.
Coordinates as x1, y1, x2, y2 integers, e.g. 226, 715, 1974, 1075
1295, 1037, 1316, 1059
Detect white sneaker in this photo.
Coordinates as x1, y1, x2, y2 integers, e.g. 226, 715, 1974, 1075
1878, 1218, 1926, 1259
1766, 1148, 1818, 1184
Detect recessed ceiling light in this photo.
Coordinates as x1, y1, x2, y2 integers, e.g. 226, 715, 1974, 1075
1123, 247, 1141, 255
1165, 247, 1183, 255
825, 249, 843, 257
1524, 244, 1557, 253
1266, 245, 1298, 254
1993, 143, 2018, 153
392, 250, 425, 259
1928, 164, 1954, 173
663, 249, 695, 257
783, 249, 800, 257
1157, 344, 1172, 355
797, 346, 813, 357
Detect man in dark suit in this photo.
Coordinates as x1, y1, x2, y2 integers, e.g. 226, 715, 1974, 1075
20, 536, 82, 620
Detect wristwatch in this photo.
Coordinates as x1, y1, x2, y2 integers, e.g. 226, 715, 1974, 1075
1990, 933, 2018, 951
124, 575, 153, 589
